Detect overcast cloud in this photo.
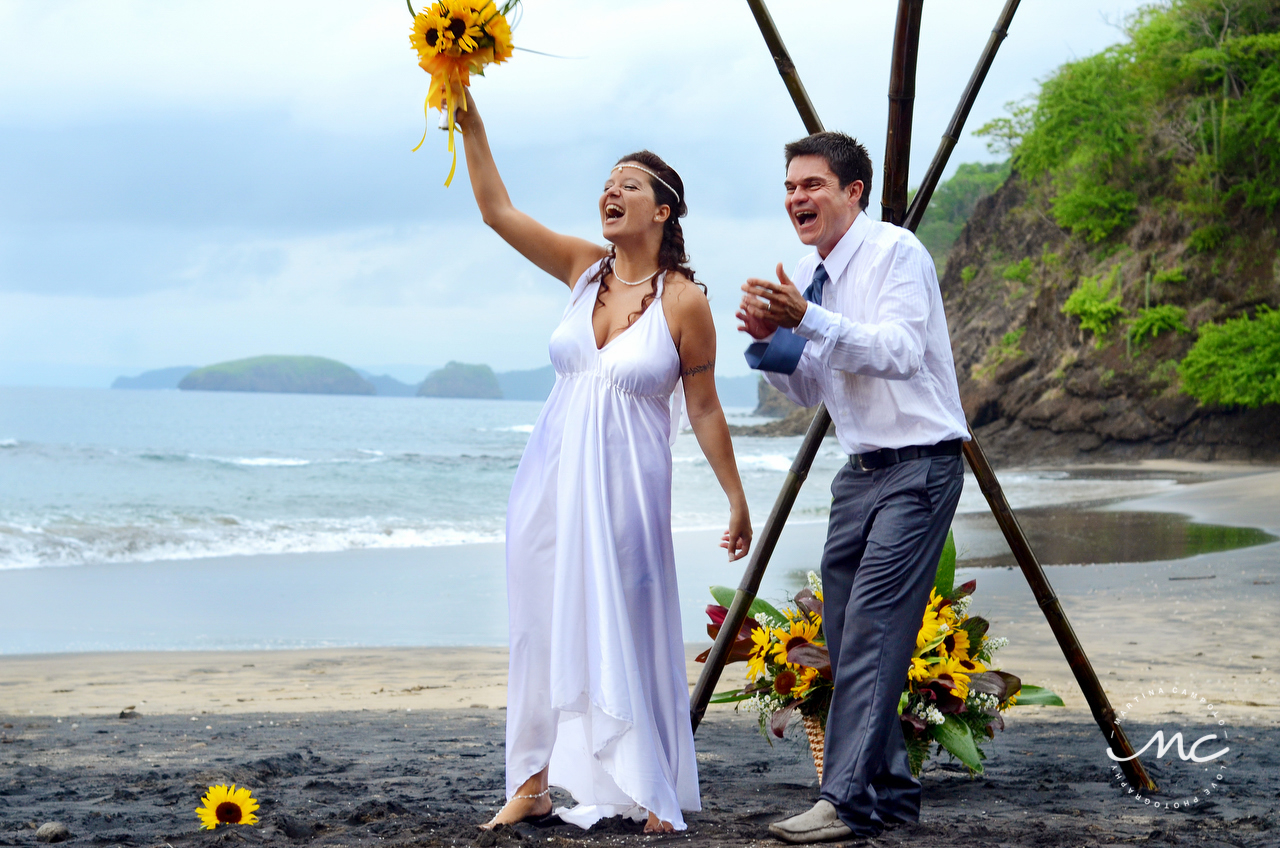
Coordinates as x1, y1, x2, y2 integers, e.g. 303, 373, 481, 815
0, 0, 1146, 385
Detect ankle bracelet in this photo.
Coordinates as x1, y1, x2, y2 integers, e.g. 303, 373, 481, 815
511, 788, 551, 801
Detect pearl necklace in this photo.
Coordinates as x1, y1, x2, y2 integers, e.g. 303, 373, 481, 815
612, 265, 659, 286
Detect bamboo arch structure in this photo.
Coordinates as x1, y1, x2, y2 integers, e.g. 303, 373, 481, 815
689, 0, 1157, 795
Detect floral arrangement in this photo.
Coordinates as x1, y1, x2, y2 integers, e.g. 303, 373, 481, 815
697, 574, 832, 740
408, 0, 517, 185
196, 784, 259, 830
699, 532, 1062, 776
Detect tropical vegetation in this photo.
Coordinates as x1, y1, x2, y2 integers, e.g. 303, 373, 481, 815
956, 0, 1280, 417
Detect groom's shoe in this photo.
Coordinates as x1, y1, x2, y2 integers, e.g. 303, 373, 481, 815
767, 800, 855, 843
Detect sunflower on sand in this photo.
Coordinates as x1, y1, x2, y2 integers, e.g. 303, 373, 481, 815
196, 784, 259, 830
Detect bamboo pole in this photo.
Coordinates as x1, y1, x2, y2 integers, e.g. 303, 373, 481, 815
692, 0, 1157, 795
743, 0, 824, 136
903, 0, 1021, 231
882, 0, 924, 226
961, 433, 1154, 790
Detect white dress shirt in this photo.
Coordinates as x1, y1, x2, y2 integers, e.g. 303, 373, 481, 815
762, 210, 970, 456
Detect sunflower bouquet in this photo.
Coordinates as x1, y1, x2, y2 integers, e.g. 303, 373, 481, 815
700, 532, 1062, 779
408, 0, 517, 185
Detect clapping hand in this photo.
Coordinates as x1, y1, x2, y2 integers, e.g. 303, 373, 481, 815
739, 262, 808, 331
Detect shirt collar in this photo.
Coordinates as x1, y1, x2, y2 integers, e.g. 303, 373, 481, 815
816, 210, 871, 282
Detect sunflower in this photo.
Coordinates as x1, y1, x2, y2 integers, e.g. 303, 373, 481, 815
481, 8, 514, 63
790, 666, 820, 699
439, 0, 483, 53
940, 627, 971, 660
195, 784, 259, 830
907, 656, 934, 684
938, 654, 986, 699
771, 617, 820, 667
746, 625, 774, 681
915, 606, 945, 653
410, 10, 450, 60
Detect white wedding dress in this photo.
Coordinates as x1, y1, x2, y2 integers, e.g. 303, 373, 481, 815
503, 260, 699, 830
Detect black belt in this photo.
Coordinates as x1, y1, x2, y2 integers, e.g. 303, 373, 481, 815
849, 438, 962, 472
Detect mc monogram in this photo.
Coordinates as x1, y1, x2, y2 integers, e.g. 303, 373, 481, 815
1107, 730, 1230, 763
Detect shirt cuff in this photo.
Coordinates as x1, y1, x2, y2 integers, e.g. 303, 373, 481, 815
794, 303, 837, 342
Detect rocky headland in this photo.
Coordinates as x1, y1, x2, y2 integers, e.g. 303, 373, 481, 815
179, 356, 375, 395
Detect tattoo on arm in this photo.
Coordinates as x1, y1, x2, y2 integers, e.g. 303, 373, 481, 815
682, 360, 714, 378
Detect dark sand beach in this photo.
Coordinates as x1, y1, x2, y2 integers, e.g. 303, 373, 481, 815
1, 710, 1276, 847
3, 464, 1278, 846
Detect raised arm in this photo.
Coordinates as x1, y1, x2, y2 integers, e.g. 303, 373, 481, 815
454, 90, 607, 288
668, 280, 752, 561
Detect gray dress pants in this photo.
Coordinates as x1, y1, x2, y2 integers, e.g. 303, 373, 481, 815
817, 453, 964, 836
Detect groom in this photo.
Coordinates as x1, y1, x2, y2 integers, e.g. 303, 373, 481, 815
736, 132, 968, 843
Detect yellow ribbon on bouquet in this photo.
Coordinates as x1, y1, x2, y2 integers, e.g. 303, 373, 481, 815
409, 1, 514, 187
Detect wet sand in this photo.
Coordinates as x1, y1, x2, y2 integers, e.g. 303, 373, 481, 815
3, 462, 1279, 845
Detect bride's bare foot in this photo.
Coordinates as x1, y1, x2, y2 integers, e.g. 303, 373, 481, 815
479, 793, 552, 829
478, 772, 552, 830
643, 811, 675, 833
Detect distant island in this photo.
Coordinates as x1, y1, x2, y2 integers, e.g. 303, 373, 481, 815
111, 366, 196, 390
112, 358, 769, 405
417, 362, 501, 399
179, 356, 375, 395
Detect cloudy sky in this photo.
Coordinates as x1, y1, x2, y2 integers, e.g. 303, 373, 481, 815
0, 0, 1147, 386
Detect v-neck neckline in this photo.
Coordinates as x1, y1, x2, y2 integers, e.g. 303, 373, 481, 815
592, 273, 664, 353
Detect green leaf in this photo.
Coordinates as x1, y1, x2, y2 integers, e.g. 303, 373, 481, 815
934, 714, 984, 773
749, 598, 786, 623
933, 529, 956, 598
709, 586, 736, 608
708, 586, 785, 624
709, 689, 757, 704
917, 632, 948, 655
1012, 685, 1065, 706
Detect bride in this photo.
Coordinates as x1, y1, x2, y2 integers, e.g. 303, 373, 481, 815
454, 90, 752, 833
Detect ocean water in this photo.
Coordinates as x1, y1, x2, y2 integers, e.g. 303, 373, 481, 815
0, 386, 1190, 572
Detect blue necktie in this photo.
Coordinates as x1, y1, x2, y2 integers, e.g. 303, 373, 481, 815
745, 264, 829, 375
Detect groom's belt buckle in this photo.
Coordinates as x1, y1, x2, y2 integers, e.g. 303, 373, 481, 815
849, 439, 961, 472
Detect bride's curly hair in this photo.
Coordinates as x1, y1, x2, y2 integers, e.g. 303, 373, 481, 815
591, 150, 704, 323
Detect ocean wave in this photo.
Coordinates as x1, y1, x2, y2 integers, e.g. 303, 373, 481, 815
0, 438, 17, 448
135, 451, 316, 467
204, 455, 312, 467
673, 453, 799, 473
0, 514, 506, 570
736, 454, 794, 472
489, 424, 535, 433
0, 502, 826, 570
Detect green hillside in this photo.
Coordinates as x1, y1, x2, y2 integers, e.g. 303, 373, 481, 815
911, 161, 1010, 273
179, 356, 375, 395
417, 361, 502, 399
943, 0, 1280, 462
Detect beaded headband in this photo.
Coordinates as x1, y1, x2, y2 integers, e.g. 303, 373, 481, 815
612, 163, 682, 205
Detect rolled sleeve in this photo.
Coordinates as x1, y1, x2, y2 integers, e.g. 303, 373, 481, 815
798, 246, 929, 380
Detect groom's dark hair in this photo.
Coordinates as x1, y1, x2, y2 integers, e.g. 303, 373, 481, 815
784, 132, 873, 210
